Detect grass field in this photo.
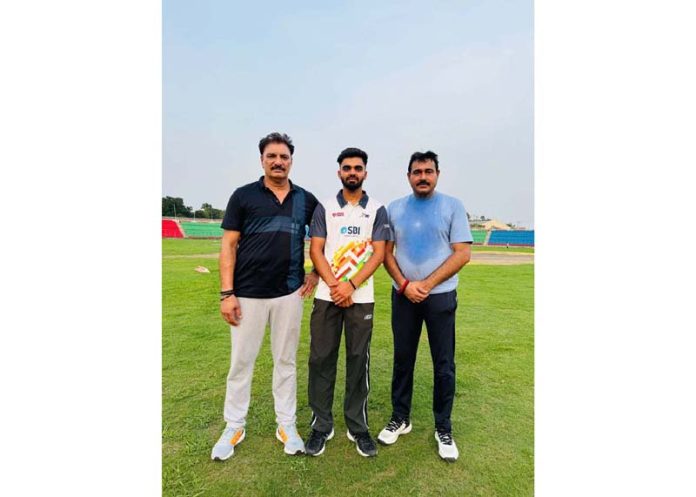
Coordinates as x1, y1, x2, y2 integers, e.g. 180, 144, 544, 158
163, 239, 534, 497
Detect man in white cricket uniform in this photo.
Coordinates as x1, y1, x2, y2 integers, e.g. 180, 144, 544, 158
304, 147, 391, 457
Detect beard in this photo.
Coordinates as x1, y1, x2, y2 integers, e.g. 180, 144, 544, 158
341, 176, 364, 191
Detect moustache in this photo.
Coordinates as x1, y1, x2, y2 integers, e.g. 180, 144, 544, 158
271, 166, 285, 171
417, 181, 430, 186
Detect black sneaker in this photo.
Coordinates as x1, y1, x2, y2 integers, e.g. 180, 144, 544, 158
304, 428, 334, 456
346, 430, 378, 457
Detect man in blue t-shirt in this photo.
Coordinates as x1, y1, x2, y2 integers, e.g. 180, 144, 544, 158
377, 150, 473, 463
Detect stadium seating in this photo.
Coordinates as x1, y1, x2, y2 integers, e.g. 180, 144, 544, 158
488, 230, 534, 246
180, 222, 224, 238
162, 219, 184, 238
471, 230, 487, 244
162, 219, 535, 247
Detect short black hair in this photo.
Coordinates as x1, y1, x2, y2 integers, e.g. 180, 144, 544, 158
408, 150, 439, 173
258, 132, 295, 155
337, 147, 368, 166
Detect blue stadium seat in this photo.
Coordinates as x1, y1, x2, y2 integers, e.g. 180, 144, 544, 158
488, 230, 534, 246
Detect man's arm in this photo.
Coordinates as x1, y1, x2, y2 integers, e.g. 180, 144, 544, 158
298, 237, 320, 299
310, 236, 337, 286
350, 241, 385, 287
383, 240, 406, 287
409, 242, 472, 299
384, 240, 430, 304
310, 236, 352, 307
330, 241, 386, 304
220, 230, 242, 326
298, 267, 320, 298
298, 193, 321, 298
308, 202, 351, 306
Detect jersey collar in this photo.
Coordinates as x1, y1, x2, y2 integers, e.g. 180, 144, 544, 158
336, 189, 369, 208
258, 176, 296, 192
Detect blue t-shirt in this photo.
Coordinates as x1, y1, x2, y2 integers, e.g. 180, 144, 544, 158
387, 191, 473, 294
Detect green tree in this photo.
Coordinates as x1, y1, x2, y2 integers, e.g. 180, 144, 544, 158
162, 197, 193, 217
193, 203, 224, 220
201, 203, 214, 219
196, 204, 225, 219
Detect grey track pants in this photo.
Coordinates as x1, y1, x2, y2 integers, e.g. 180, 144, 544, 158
308, 299, 374, 434
223, 289, 303, 428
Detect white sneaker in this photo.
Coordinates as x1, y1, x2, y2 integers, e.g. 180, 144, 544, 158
276, 423, 306, 455
377, 416, 412, 445
211, 426, 245, 461
435, 430, 459, 462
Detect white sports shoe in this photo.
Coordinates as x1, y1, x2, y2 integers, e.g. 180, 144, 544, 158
211, 426, 246, 461
276, 423, 306, 455
435, 430, 459, 462
377, 416, 412, 445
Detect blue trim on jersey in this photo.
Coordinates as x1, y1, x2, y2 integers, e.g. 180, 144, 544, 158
243, 216, 301, 236
287, 189, 306, 291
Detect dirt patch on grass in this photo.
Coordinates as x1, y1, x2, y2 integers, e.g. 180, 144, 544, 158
164, 251, 533, 265
470, 252, 534, 265
163, 254, 218, 259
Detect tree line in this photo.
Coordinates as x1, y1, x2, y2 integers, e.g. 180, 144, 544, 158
162, 197, 224, 219
162, 197, 519, 228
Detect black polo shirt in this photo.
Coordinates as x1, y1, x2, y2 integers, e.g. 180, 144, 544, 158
221, 177, 318, 298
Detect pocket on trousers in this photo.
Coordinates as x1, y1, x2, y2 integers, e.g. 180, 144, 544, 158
449, 291, 458, 312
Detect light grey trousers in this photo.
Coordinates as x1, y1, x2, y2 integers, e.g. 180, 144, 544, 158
223, 289, 303, 428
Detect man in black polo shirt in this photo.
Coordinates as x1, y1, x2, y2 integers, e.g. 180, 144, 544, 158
211, 132, 319, 461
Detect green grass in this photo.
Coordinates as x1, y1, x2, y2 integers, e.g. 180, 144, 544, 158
163, 238, 221, 256
163, 240, 533, 497
471, 245, 534, 254
162, 238, 534, 257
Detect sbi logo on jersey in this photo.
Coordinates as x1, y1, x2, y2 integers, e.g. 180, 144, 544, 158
340, 225, 361, 235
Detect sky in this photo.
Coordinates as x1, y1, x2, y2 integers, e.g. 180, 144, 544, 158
163, 0, 533, 228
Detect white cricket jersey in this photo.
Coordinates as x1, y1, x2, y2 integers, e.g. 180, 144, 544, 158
309, 191, 391, 304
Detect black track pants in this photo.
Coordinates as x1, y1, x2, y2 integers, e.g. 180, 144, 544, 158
390, 288, 457, 432
307, 299, 374, 434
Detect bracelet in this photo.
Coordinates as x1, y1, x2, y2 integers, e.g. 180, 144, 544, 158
397, 279, 410, 295
220, 289, 235, 301
348, 279, 357, 290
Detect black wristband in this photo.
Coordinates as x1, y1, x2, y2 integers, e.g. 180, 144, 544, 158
348, 279, 357, 290
220, 289, 235, 296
